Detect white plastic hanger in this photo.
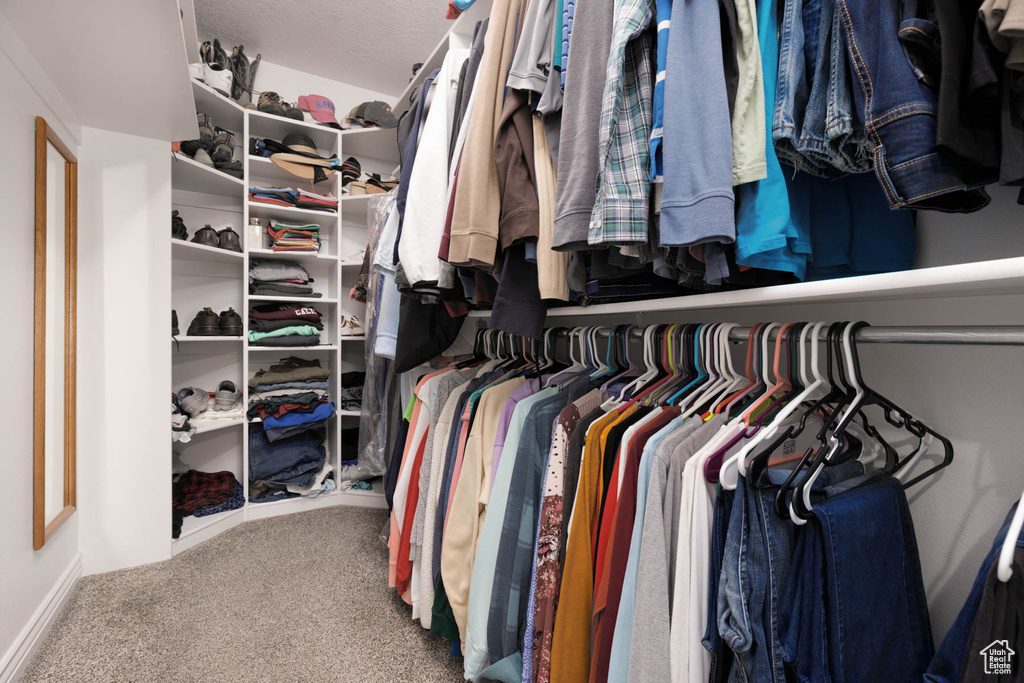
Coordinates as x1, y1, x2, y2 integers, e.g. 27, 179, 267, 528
792, 322, 865, 524
736, 322, 829, 477
720, 322, 782, 490
998, 493, 1024, 582
602, 325, 659, 409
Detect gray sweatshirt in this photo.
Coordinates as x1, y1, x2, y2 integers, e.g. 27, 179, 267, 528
552, 0, 616, 251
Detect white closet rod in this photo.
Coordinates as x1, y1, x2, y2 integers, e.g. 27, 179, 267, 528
575, 325, 1024, 346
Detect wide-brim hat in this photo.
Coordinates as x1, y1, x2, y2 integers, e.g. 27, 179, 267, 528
270, 132, 338, 182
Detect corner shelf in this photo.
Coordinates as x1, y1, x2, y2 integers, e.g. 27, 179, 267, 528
190, 418, 245, 434
248, 200, 339, 223
172, 239, 245, 263
248, 155, 340, 186
169, 80, 376, 557
171, 152, 245, 197
249, 295, 337, 303
173, 336, 244, 342
247, 108, 342, 151
248, 248, 338, 262
248, 345, 339, 352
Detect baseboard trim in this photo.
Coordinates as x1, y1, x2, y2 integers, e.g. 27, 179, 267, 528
0, 552, 82, 683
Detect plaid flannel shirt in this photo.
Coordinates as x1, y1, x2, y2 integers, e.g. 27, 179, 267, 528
173, 470, 240, 515
589, 0, 656, 247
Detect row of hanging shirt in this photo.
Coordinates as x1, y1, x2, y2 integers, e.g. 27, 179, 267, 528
385, 321, 1021, 683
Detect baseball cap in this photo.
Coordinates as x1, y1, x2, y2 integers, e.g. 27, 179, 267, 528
348, 101, 399, 128
297, 94, 341, 128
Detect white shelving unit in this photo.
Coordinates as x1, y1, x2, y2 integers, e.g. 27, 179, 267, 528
171, 79, 391, 555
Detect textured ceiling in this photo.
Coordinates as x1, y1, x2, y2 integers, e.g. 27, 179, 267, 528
194, 0, 452, 96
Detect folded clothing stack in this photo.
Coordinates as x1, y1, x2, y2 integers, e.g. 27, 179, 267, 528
340, 371, 365, 412
172, 469, 244, 538
249, 257, 321, 300
294, 188, 338, 211
249, 302, 324, 347
249, 185, 337, 213
268, 221, 321, 252
247, 356, 336, 502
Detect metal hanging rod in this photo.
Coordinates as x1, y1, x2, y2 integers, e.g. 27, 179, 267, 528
558, 325, 1024, 346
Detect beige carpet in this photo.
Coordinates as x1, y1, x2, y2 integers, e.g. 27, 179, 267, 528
23, 507, 463, 682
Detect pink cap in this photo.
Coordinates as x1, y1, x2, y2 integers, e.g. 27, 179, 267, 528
297, 94, 340, 126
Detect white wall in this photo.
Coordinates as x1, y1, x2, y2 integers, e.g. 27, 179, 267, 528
77, 127, 172, 576
0, 24, 82, 682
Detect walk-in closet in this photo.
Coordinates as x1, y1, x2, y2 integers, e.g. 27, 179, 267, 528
5, 0, 1024, 680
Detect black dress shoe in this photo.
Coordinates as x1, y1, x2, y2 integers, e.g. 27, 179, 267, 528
187, 308, 220, 336
217, 227, 242, 252
219, 308, 243, 336
191, 225, 219, 248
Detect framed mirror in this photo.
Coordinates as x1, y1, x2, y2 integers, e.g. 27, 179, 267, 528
34, 116, 77, 550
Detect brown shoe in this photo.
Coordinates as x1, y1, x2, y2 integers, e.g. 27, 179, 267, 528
217, 227, 242, 252
191, 225, 219, 248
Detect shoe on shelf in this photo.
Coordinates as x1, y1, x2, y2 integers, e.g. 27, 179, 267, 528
219, 308, 243, 336
343, 248, 366, 263
172, 310, 179, 336
187, 308, 221, 336
217, 227, 242, 252
213, 380, 240, 410
193, 148, 215, 168
257, 91, 286, 117
211, 127, 235, 163
347, 181, 366, 195
172, 210, 188, 240
191, 225, 220, 248
177, 387, 210, 417
340, 315, 364, 336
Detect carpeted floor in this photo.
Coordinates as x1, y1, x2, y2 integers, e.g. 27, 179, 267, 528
22, 507, 463, 682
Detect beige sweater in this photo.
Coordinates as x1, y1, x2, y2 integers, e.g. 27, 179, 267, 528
439, 376, 525, 644
534, 115, 569, 300
447, 0, 521, 269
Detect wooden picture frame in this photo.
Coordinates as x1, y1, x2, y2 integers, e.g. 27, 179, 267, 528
34, 116, 78, 550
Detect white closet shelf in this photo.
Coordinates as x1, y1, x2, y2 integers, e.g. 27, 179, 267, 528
340, 336, 366, 341
248, 155, 340, 186
340, 127, 400, 165
248, 201, 339, 223
190, 418, 245, 435
246, 491, 340, 521
248, 345, 339, 352
191, 78, 245, 130
247, 248, 338, 262
247, 109, 341, 151
172, 239, 245, 263
339, 194, 376, 223
339, 409, 362, 417
173, 335, 244, 342
249, 295, 337, 303
173, 507, 245, 554
337, 477, 388, 509
340, 260, 362, 268
467, 256, 1024, 320
172, 152, 245, 197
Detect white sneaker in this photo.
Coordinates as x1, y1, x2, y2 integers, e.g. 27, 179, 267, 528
343, 249, 366, 263
340, 315, 364, 336
203, 63, 233, 97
